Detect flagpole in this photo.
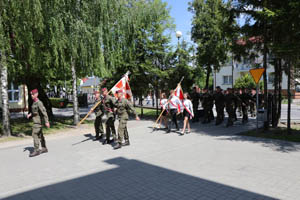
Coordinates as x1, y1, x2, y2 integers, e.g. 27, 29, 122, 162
77, 71, 130, 126
153, 77, 184, 128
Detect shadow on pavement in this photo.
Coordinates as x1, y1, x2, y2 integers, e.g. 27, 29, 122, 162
72, 133, 95, 146
150, 116, 300, 153
2, 157, 278, 200
23, 147, 34, 155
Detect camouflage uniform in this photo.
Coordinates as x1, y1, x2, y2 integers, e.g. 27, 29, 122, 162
240, 90, 254, 123
225, 92, 238, 127
201, 91, 212, 124
102, 95, 117, 143
213, 91, 225, 125
94, 99, 104, 139
31, 99, 49, 151
190, 91, 200, 122
114, 98, 138, 145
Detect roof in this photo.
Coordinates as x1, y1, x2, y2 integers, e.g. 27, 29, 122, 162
80, 77, 101, 87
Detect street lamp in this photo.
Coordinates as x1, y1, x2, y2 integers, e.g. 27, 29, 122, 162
176, 31, 182, 45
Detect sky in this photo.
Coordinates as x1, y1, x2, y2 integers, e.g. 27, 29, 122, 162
162, 0, 193, 46
162, 0, 248, 46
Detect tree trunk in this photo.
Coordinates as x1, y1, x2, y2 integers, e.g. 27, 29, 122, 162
287, 60, 291, 134
26, 77, 53, 119
277, 59, 282, 126
272, 58, 279, 128
71, 57, 79, 125
0, 52, 11, 137
263, 44, 269, 130
205, 67, 211, 89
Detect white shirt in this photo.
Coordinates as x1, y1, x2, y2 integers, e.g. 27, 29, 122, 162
183, 99, 194, 116
169, 95, 182, 111
160, 98, 168, 109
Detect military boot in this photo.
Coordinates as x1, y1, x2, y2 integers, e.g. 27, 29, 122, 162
29, 150, 40, 157
114, 143, 122, 150
122, 140, 130, 146
41, 147, 48, 154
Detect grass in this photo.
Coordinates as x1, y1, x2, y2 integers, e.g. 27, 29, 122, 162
135, 107, 159, 119
239, 126, 300, 143
0, 116, 94, 143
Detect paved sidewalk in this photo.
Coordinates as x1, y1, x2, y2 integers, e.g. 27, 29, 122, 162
1, 119, 300, 200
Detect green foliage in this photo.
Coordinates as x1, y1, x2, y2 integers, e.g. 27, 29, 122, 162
234, 73, 263, 89
49, 98, 69, 108
189, 0, 233, 88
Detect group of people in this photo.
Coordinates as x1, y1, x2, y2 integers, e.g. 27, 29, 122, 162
191, 86, 260, 127
26, 87, 140, 157
157, 86, 260, 134
26, 85, 262, 157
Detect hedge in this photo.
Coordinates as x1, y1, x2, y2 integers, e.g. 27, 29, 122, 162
50, 98, 69, 108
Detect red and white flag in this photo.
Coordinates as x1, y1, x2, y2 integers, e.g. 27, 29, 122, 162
111, 73, 133, 101
175, 84, 184, 100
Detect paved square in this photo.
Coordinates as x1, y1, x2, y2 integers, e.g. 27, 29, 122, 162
1, 119, 300, 200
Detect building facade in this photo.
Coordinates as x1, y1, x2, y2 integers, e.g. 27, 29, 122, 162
0, 83, 28, 112
214, 56, 290, 93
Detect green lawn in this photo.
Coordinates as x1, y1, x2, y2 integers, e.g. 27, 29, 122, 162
239, 127, 300, 143
135, 107, 159, 118
0, 116, 93, 142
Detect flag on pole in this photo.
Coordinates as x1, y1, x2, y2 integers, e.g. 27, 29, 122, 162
111, 73, 133, 100
174, 84, 184, 112
174, 84, 184, 100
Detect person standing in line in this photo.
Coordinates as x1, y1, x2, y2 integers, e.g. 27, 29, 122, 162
91, 91, 105, 140
27, 89, 50, 157
166, 90, 182, 133
113, 90, 140, 150
181, 93, 194, 135
101, 88, 117, 145
213, 86, 225, 125
158, 92, 168, 129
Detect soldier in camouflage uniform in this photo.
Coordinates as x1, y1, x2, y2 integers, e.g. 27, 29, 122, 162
233, 88, 241, 121
201, 88, 212, 124
27, 89, 50, 157
113, 90, 140, 150
209, 90, 215, 121
92, 91, 105, 140
213, 86, 225, 125
190, 86, 200, 122
240, 88, 255, 123
101, 88, 117, 145
249, 88, 256, 117
225, 88, 238, 127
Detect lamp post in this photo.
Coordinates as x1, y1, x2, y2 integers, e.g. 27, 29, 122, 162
176, 31, 182, 46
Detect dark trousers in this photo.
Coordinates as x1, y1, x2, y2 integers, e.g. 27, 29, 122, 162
203, 106, 211, 123
242, 105, 248, 122
106, 117, 117, 141
216, 106, 224, 124
94, 116, 104, 137
226, 106, 235, 126
168, 109, 179, 130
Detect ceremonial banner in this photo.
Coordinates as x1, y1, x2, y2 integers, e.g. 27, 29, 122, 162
111, 73, 133, 101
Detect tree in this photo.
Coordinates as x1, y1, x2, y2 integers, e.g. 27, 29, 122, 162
189, 0, 233, 89
0, 3, 11, 136
233, 0, 300, 131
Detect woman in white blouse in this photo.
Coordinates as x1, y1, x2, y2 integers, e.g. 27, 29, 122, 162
181, 93, 194, 135
158, 93, 168, 129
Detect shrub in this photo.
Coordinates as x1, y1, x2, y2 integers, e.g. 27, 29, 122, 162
50, 98, 69, 108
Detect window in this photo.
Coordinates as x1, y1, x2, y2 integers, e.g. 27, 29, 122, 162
268, 73, 275, 84
8, 83, 20, 102
223, 76, 233, 85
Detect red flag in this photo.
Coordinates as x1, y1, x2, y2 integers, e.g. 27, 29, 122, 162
111, 74, 133, 101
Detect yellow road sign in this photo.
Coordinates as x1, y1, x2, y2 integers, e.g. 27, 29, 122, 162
249, 68, 265, 84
